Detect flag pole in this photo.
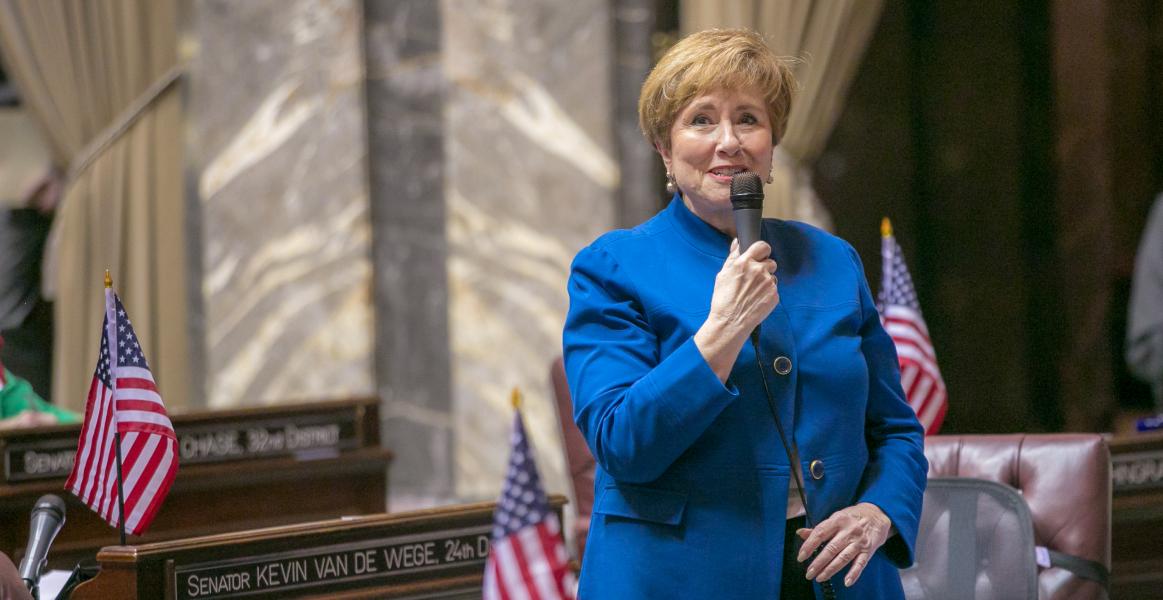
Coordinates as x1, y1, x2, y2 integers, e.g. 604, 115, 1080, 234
114, 441, 127, 546
106, 270, 128, 546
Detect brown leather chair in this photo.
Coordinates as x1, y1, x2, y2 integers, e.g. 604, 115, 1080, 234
925, 434, 1111, 600
550, 357, 596, 561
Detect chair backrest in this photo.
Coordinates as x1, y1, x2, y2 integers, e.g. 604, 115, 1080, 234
925, 434, 1111, 600
903, 477, 1039, 600
549, 357, 596, 560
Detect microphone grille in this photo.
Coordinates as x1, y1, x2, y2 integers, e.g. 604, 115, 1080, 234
730, 172, 763, 196
35, 494, 66, 519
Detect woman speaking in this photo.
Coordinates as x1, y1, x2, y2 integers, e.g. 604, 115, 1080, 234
562, 29, 927, 598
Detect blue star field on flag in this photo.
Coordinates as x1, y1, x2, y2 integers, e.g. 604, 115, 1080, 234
877, 236, 921, 314
95, 298, 149, 387
491, 413, 552, 540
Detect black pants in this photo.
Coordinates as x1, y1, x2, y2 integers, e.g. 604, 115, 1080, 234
781, 516, 816, 599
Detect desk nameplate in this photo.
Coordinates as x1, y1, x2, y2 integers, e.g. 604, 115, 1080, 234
1112, 450, 1163, 492
3, 409, 361, 483
173, 526, 491, 599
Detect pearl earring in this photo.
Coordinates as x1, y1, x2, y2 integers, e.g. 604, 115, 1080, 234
666, 172, 678, 195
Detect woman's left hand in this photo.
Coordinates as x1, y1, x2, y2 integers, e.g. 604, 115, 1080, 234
795, 502, 893, 587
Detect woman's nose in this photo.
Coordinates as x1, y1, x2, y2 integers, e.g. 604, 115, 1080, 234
717, 123, 741, 154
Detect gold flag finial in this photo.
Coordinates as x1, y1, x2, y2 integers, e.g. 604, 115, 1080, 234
104, 269, 113, 289
511, 387, 523, 411
881, 217, 893, 238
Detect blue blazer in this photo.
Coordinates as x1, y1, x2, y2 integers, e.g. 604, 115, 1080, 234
562, 197, 927, 598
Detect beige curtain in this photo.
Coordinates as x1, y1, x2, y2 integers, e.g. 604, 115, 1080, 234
0, 0, 190, 412
682, 0, 885, 230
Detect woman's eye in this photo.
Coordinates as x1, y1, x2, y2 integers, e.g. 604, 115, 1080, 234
691, 115, 712, 125
739, 113, 758, 125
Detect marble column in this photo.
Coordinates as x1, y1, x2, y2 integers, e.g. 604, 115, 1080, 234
186, 0, 375, 408
364, 0, 455, 505
442, 0, 620, 503
615, 0, 664, 227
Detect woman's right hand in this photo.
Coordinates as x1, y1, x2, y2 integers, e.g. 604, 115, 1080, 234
694, 239, 779, 381
711, 239, 780, 331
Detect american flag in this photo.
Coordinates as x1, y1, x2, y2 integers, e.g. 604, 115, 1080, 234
877, 219, 947, 434
483, 409, 576, 600
64, 289, 178, 536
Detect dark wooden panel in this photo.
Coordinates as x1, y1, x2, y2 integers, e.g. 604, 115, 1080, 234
68, 497, 566, 599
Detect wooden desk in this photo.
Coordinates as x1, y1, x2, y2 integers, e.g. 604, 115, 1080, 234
0, 398, 392, 570
70, 497, 566, 599
1109, 431, 1163, 598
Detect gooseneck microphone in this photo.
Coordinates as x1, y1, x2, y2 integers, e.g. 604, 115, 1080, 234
730, 171, 765, 251
19, 494, 66, 596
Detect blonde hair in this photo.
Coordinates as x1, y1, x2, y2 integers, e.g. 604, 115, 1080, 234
638, 29, 797, 151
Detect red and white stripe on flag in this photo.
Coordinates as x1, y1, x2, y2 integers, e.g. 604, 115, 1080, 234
882, 304, 947, 434
64, 289, 178, 536
483, 514, 576, 600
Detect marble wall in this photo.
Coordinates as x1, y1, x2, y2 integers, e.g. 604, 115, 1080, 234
443, 0, 619, 502
187, 0, 375, 409
185, 0, 628, 515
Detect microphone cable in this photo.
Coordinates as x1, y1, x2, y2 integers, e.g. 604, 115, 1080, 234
750, 328, 837, 600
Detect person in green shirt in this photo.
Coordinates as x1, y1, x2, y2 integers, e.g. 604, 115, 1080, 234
0, 335, 79, 429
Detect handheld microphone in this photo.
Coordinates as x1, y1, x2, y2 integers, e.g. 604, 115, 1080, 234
730, 171, 764, 251
19, 494, 66, 595
731, 171, 769, 343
